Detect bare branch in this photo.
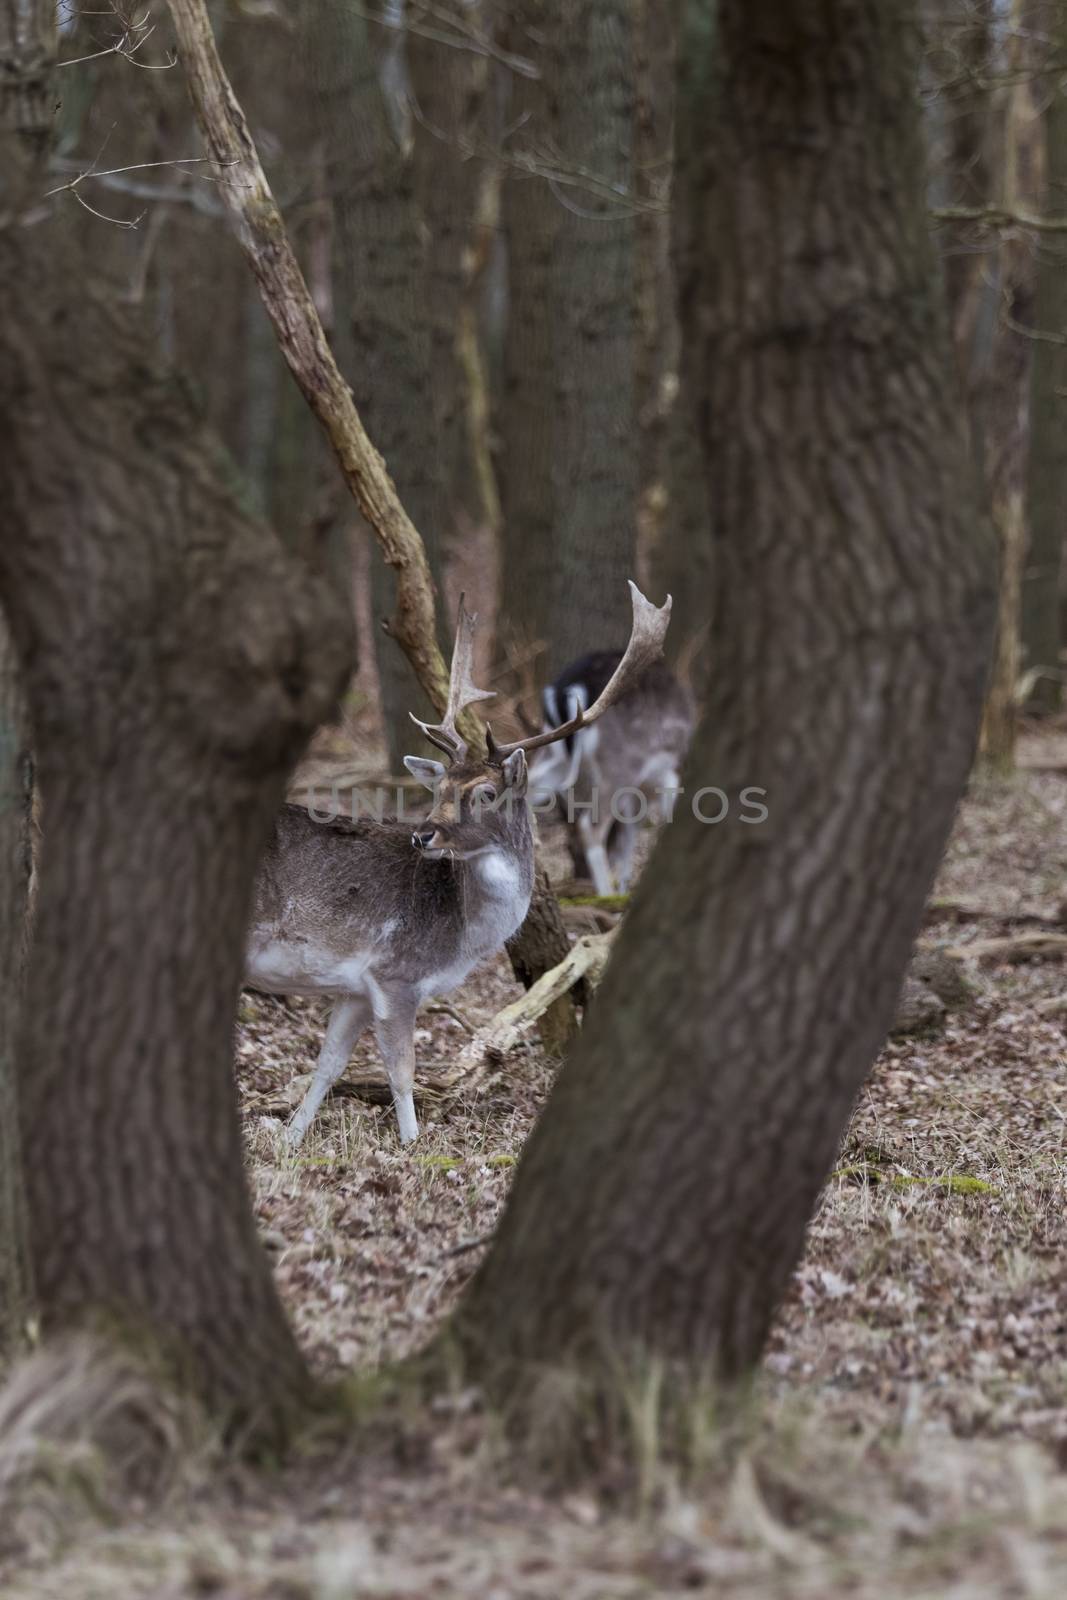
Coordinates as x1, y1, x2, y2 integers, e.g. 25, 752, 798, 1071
356, 0, 539, 80
44, 153, 224, 198
931, 203, 1067, 235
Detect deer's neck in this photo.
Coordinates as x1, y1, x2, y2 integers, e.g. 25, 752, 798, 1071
454, 838, 534, 956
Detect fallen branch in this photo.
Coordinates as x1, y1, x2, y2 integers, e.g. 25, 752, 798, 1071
459, 931, 615, 1067
942, 931, 1067, 963
924, 896, 1065, 926
165, 0, 468, 739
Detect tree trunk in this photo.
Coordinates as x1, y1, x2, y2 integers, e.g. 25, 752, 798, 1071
0, 624, 31, 1364
1023, 5, 1067, 713
300, 0, 445, 772
0, 219, 352, 1432
0, 0, 57, 1377
976, 5, 1040, 767
494, 1, 562, 679
451, 0, 995, 1406
409, 6, 495, 555
548, 0, 638, 670
651, 0, 716, 692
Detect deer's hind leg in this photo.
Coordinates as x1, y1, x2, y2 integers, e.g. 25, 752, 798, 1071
370, 985, 420, 1145
286, 995, 371, 1147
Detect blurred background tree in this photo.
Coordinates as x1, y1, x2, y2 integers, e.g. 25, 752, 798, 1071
35, 0, 1067, 761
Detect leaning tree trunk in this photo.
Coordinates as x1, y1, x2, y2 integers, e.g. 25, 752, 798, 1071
1022, 3, 1067, 713
450, 0, 995, 1406
0, 206, 351, 1431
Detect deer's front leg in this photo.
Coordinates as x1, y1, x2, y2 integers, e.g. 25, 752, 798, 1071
371, 987, 420, 1145
286, 995, 370, 1147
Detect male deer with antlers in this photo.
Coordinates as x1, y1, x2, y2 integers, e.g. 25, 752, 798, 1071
244, 582, 671, 1145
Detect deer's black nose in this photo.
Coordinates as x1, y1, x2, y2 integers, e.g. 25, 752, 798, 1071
412, 827, 437, 851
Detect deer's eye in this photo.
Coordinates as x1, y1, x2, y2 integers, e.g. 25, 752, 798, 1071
471, 783, 497, 805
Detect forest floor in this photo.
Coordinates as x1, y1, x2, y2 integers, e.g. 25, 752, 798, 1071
9, 724, 1067, 1597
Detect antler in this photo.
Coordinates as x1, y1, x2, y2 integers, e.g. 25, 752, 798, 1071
410, 595, 495, 764
487, 581, 672, 759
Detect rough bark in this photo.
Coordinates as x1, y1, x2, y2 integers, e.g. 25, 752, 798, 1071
0, 215, 352, 1430
1022, 5, 1067, 713
451, 0, 995, 1401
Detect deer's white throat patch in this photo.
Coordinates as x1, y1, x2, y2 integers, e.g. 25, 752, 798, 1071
475, 848, 523, 900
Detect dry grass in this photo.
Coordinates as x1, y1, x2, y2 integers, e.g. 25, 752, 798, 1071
8, 730, 1067, 1596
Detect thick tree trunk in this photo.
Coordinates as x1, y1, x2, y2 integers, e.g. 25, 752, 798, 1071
451, 0, 994, 1402
1023, 8, 1067, 713
0, 222, 351, 1431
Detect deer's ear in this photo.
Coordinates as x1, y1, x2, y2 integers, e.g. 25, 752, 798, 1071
404, 756, 446, 790
501, 748, 528, 796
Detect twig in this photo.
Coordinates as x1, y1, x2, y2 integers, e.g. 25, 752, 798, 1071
433, 1232, 493, 1264
931, 203, 1067, 235
425, 1000, 476, 1034
44, 154, 225, 199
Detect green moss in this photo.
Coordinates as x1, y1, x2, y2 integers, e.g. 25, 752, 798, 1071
559, 894, 629, 911
414, 1155, 462, 1170
486, 1154, 516, 1168
834, 1163, 996, 1196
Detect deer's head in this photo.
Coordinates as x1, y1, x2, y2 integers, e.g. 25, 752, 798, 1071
406, 750, 529, 860
403, 582, 673, 860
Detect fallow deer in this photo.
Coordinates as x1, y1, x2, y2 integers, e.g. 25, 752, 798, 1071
244, 581, 671, 1145
528, 652, 693, 896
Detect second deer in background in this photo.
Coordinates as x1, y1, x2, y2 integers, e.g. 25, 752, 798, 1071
527, 652, 693, 895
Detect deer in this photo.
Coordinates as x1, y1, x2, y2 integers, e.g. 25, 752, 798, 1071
527, 651, 693, 896
244, 581, 671, 1146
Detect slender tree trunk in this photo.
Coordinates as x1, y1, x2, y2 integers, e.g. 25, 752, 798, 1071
651, 0, 716, 691
549, 0, 638, 669
300, 0, 445, 771
1023, 4, 1067, 712
451, 0, 994, 1403
632, 0, 674, 592
494, 2, 561, 678
0, 218, 351, 1431
0, 625, 31, 1364
409, 7, 495, 553
977, 3, 1040, 767
0, 0, 58, 1377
